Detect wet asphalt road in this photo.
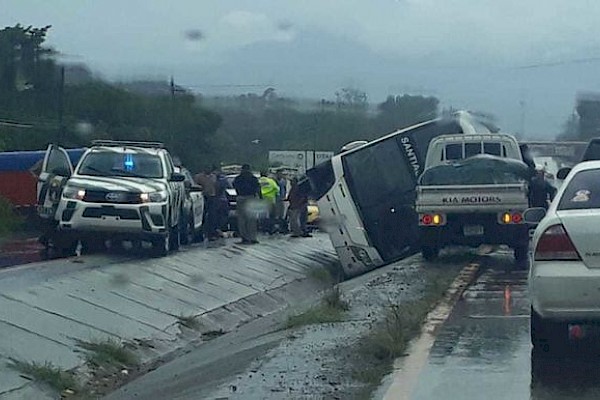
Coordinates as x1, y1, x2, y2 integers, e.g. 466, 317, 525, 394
410, 252, 600, 400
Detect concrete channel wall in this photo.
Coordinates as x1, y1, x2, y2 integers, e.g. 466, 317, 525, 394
0, 234, 336, 398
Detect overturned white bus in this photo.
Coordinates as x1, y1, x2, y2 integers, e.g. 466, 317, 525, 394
306, 111, 498, 278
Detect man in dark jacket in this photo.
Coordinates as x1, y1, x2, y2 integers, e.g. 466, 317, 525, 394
529, 168, 557, 209
233, 164, 261, 244
287, 177, 311, 238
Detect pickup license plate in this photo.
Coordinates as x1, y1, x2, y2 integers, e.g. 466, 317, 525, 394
463, 225, 484, 236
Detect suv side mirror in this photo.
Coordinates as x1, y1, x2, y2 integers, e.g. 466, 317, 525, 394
557, 167, 571, 180
523, 207, 546, 224
170, 173, 185, 182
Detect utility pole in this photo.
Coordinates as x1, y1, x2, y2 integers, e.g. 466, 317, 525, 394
57, 66, 65, 145
519, 99, 526, 138
169, 76, 175, 143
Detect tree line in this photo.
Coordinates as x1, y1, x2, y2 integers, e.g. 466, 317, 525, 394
0, 24, 440, 172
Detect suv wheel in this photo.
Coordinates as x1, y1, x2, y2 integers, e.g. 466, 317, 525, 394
171, 223, 181, 251
152, 232, 170, 257
180, 209, 193, 245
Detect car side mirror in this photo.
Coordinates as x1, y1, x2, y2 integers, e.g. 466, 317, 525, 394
557, 167, 571, 180
523, 207, 546, 224
170, 173, 185, 182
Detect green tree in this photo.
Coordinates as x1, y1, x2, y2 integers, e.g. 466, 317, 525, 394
375, 94, 439, 133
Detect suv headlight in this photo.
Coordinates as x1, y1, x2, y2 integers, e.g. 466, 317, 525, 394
140, 191, 168, 203
62, 186, 86, 200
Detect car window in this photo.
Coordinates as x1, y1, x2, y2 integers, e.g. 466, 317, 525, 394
558, 168, 600, 210
582, 140, 600, 162
78, 151, 164, 178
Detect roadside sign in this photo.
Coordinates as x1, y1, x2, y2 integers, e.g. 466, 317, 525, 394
269, 151, 333, 174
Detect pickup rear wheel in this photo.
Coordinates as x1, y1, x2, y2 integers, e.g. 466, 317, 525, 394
171, 213, 181, 251
422, 245, 440, 261
514, 245, 528, 269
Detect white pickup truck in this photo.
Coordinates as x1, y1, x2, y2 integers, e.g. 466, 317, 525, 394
415, 133, 531, 264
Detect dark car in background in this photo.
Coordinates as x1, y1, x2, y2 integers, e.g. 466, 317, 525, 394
557, 137, 600, 179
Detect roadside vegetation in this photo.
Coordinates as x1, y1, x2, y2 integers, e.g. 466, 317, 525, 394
1, 24, 440, 172
8, 359, 79, 395
0, 196, 21, 241
285, 287, 350, 329
79, 339, 137, 370
352, 265, 460, 396
307, 265, 335, 283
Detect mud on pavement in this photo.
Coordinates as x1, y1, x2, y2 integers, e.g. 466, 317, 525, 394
109, 251, 473, 400
199, 254, 468, 400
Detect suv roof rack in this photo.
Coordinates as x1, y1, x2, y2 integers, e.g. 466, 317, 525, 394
91, 140, 165, 149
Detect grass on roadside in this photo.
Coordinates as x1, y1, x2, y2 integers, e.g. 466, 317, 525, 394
307, 266, 333, 283
352, 266, 460, 387
0, 196, 22, 240
79, 338, 138, 369
8, 359, 79, 393
285, 287, 350, 329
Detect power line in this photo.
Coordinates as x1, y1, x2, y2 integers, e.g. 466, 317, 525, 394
516, 56, 600, 70
0, 119, 34, 129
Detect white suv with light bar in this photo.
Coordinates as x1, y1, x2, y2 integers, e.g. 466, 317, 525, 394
39, 141, 185, 256
527, 161, 600, 351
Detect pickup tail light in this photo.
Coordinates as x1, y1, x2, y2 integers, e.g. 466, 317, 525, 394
500, 212, 523, 224
420, 213, 445, 226
534, 224, 581, 261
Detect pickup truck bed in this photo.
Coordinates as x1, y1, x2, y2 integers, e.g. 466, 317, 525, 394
416, 183, 529, 213
415, 182, 530, 261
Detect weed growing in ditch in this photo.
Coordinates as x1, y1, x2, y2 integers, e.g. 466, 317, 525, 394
79, 338, 137, 369
285, 287, 349, 329
8, 359, 78, 393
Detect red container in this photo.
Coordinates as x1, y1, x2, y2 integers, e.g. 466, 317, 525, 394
0, 171, 38, 208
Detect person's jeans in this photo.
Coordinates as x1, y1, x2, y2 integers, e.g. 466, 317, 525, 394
288, 208, 302, 236
300, 206, 308, 234
203, 196, 219, 239
237, 195, 258, 242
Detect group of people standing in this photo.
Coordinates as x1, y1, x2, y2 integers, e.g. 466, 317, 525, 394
193, 167, 230, 241
197, 164, 312, 246
234, 164, 312, 245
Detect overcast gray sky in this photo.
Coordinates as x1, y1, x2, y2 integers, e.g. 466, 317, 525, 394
4, 0, 600, 137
